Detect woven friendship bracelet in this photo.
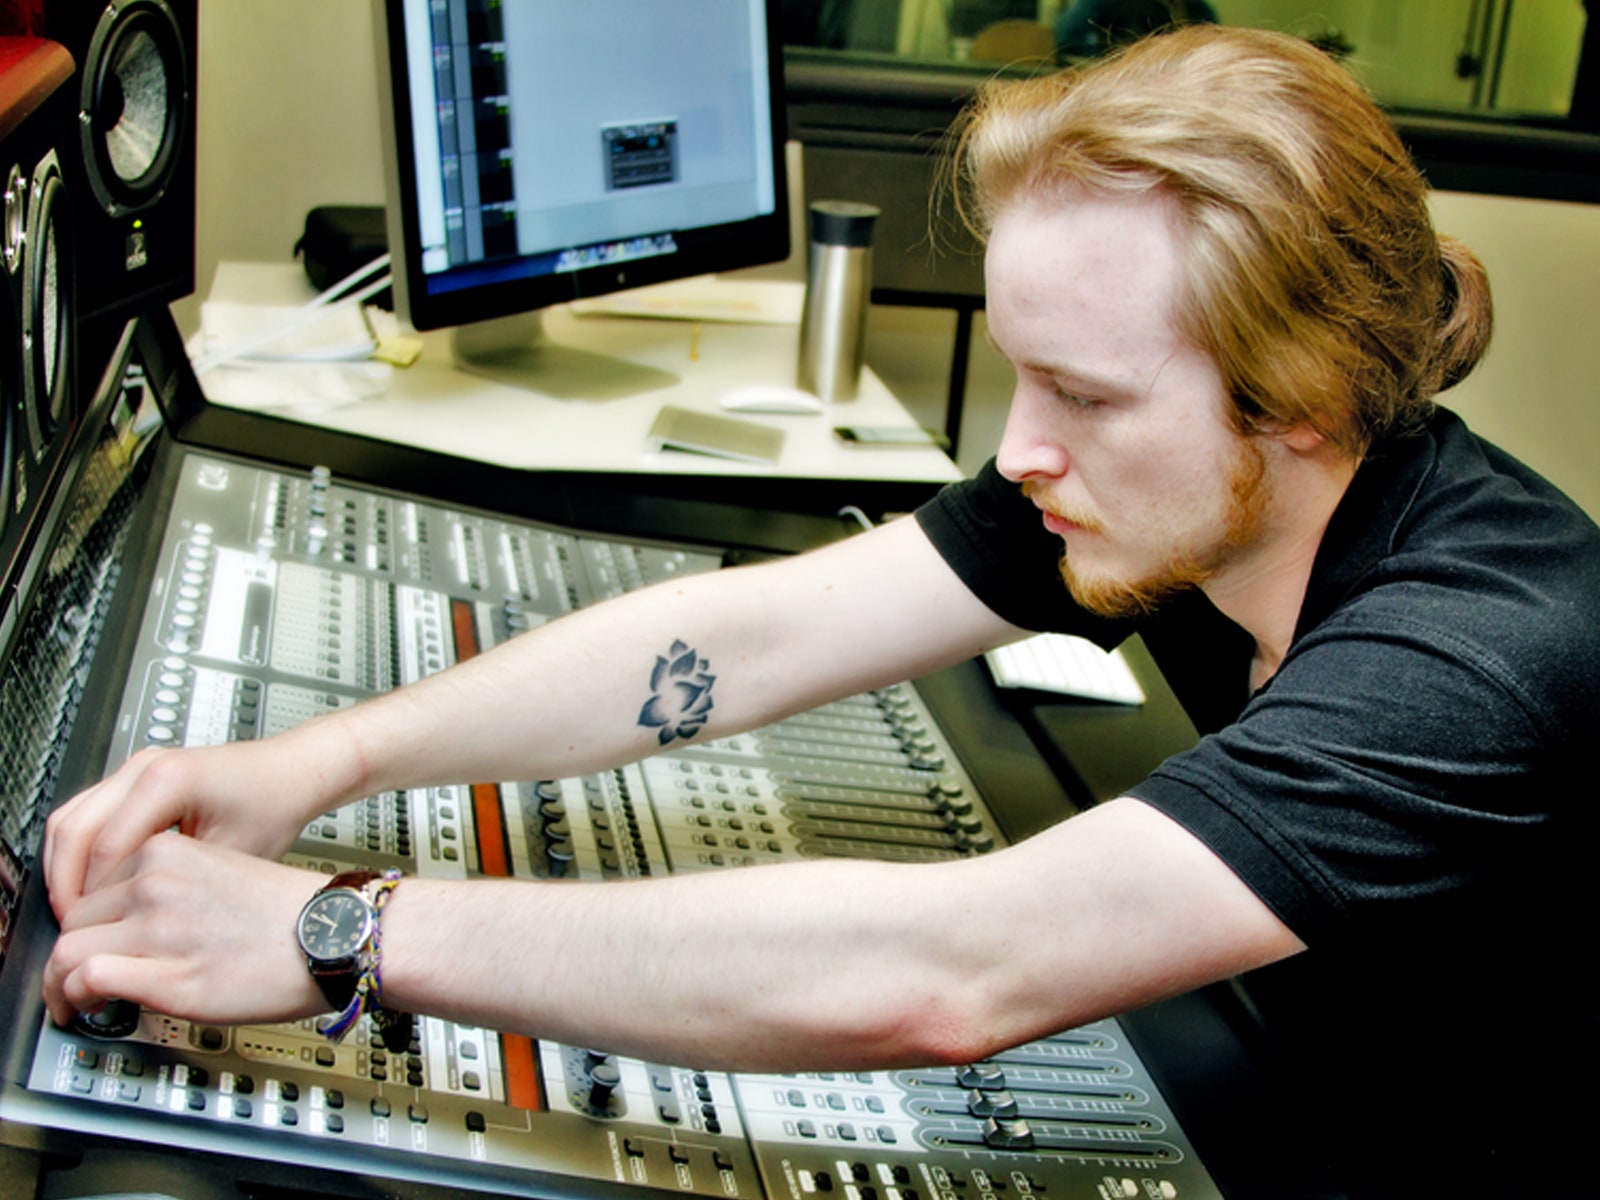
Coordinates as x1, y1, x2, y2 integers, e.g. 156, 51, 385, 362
320, 868, 413, 1050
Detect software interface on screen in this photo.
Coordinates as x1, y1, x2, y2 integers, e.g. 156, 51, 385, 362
397, 0, 779, 302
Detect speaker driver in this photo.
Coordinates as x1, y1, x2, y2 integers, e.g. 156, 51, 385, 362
2, 134, 22, 543
1, 256, 14, 544
79, 0, 186, 217
21, 147, 71, 459
2, 162, 23, 274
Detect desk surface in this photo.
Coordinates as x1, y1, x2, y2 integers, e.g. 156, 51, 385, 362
199, 263, 962, 485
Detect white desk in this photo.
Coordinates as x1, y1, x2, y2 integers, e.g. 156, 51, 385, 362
199, 263, 961, 486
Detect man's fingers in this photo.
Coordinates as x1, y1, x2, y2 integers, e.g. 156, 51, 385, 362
46, 952, 147, 1028
45, 749, 182, 916
45, 835, 327, 1030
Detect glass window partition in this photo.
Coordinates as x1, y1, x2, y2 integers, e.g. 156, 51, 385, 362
781, 0, 1594, 125
782, 0, 1600, 213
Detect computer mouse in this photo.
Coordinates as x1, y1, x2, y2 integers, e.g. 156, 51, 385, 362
718, 385, 825, 415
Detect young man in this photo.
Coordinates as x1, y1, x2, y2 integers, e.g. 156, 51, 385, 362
41, 26, 1600, 1194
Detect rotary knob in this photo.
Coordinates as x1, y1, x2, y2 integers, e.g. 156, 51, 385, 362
587, 1059, 622, 1108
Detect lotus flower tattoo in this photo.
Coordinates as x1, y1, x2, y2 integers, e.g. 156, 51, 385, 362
638, 639, 716, 744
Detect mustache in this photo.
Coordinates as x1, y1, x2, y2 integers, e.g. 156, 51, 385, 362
1020, 481, 1104, 534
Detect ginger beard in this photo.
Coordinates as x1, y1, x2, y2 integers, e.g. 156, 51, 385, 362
1028, 432, 1273, 619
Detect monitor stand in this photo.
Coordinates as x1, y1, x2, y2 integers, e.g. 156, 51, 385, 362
449, 312, 679, 402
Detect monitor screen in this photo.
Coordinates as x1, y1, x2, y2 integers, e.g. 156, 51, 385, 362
373, 0, 789, 338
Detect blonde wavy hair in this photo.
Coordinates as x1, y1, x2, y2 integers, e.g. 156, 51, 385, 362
951, 25, 1493, 454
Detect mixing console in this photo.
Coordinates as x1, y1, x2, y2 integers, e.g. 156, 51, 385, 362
7, 448, 1229, 1200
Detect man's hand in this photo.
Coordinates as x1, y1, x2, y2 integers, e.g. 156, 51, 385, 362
43, 742, 326, 921
42, 832, 327, 1029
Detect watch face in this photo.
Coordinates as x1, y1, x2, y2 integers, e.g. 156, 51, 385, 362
297, 888, 374, 962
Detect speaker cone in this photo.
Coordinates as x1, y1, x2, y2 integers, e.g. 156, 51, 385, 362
79, 0, 187, 216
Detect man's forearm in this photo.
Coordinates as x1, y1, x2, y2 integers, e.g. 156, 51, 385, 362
283, 518, 1012, 816
372, 797, 1306, 1075
377, 859, 984, 1072
334, 570, 759, 799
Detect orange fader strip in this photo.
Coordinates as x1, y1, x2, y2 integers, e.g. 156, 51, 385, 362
451, 598, 480, 661
501, 1033, 544, 1110
481, 790, 542, 1111
447, 598, 543, 1109
472, 783, 512, 879
448, 601, 513, 879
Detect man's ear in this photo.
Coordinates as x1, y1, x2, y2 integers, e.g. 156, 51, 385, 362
1277, 422, 1330, 454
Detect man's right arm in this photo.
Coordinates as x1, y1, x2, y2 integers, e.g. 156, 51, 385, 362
44, 515, 1026, 916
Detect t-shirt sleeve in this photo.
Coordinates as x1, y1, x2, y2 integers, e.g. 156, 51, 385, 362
1126, 586, 1591, 947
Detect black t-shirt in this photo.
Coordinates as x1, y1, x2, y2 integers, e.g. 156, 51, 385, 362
916, 409, 1600, 1196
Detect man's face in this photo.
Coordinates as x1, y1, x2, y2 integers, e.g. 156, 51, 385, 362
987, 187, 1273, 618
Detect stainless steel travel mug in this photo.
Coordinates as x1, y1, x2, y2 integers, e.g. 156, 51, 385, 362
797, 200, 879, 402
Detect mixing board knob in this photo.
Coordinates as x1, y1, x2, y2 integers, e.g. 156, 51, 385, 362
982, 1117, 1035, 1151
71, 998, 141, 1040
545, 843, 575, 878
582, 1062, 617, 1107
937, 794, 973, 818
967, 1088, 1018, 1119
957, 1063, 1006, 1091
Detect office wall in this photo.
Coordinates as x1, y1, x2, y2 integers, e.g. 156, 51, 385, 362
176, 1, 385, 339
1425, 190, 1600, 519
186, 4, 1600, 518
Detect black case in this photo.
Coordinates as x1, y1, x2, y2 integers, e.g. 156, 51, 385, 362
295, 204, 392, 308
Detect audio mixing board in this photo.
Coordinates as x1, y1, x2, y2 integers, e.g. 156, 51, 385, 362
0, 437, 1233, 1200
0, 293, 1267, 1200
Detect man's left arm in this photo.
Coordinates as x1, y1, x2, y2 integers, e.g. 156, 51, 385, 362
377, 793, 1306, 1071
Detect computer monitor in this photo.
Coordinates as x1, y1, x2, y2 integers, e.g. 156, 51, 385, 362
372, 0, 790, 400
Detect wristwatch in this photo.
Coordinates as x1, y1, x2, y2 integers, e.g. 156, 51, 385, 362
295, 870, 382, 1011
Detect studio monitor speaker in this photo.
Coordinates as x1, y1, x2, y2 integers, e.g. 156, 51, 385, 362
1, 33, 76, 592
44, 0, 196, 325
